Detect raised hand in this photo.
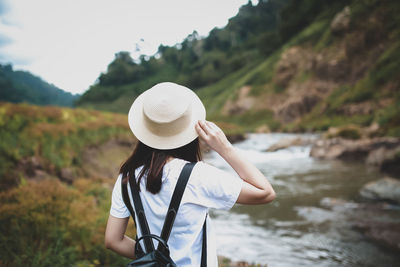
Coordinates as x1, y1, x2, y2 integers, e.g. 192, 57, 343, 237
195, 120, 233, 156
195, 120, 276, 205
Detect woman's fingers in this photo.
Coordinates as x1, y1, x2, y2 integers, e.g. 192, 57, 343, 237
195, 121, 209, 140
198, 120, 214, 135
197, 120, 232, 154
208, 121, 222, 133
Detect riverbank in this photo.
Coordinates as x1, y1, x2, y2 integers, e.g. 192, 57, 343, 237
259, 128, 400, 253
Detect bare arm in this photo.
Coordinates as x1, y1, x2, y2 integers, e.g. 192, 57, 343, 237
195, 120, 276, 205
104, 215, 136, 259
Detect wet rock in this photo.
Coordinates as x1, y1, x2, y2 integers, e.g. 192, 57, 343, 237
353, 220, 400, 252
380, 151, 400, 179
311, 135, 400, 177
320, 197, 400, 252
360, 177, 400, 205
320, 197, 359, 209
366, 146, 400, 167
226, 133, 247, 144
331, 6, 351, 34
266, 137, 312, 152
310, 137, 400, 162
310, 138, 353, 159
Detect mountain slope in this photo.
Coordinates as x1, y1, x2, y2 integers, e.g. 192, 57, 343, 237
202, 0, 400, 136
0, 63, 79, 106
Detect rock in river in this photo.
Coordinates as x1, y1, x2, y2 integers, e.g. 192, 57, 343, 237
266, 137, 313, 152
360, 177, 400, 205
310, 137, 400, 178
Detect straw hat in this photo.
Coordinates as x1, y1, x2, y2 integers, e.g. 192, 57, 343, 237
128, 82, 206, 149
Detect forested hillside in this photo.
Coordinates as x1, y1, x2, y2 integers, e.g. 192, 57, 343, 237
77, 0, 400, 137
0, 63, 79, 107
76, 0, 290, 111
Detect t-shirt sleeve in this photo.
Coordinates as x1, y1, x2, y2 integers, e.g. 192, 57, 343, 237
188, 161, 243, 210
110, 174, 130, 218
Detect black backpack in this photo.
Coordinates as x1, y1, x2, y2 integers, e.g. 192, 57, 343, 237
121, 162, 207, 267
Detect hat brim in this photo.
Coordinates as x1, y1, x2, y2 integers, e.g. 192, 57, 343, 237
128, 88, 206, 150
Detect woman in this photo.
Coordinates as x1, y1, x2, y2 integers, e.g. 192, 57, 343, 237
105, 82, 275, 266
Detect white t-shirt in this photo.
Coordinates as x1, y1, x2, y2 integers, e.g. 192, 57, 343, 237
110, 158, 243, 267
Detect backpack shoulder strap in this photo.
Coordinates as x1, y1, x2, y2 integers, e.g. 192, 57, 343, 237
121, 177, 145, 255
121, 177, 135, 223
159, 162, 196, 246
201, 214, 207, 267
129, 175, 155, 253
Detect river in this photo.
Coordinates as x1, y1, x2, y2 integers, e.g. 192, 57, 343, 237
204, 133, 400, 267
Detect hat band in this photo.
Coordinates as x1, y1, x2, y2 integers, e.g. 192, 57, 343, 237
142, 105, 192, 137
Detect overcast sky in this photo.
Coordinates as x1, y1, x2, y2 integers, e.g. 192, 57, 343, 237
0, 0, 253, 94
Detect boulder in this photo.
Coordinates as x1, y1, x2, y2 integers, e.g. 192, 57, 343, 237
366, 146, 400, 167
59, 167, 75, 184
380, 151, 400, 179
320, 197, 400, 252
226, 133, 247, 144
266, 137, 313, 152
310, 138, 359, 159
360, 177, 400, 205
353, 220, 400, 252
276, 94, 321, 123
310, 137, 400, 162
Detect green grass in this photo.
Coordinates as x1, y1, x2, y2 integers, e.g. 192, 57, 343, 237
375, 100, 400, 137
369, 41, 400, 86
245, 50, 282, 89
215, 109, 281, 133
298, 113, 373, 132
0, 103, 132, 190
196, 59, 262, 117
286, 19, 332, 48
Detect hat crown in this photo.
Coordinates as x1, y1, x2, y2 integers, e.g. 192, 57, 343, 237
143, 82, 191, 123
128, 82, 206, 149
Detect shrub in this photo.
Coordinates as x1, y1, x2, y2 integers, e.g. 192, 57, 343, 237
0, 178, 134, 266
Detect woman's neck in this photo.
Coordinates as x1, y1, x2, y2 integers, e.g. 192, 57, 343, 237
166, 157, 175, 163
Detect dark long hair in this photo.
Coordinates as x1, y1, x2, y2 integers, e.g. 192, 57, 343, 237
119, 138, 202, 194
